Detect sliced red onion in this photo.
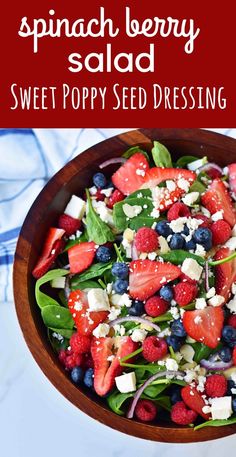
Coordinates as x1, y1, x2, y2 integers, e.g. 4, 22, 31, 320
99, 158, 126, 169
108, 316, 160, 333
204, 261, 210, 292
198, 162, 223, 175
127, 370, 184, 419
200, 358, 233, 371
131, 242, 139, 261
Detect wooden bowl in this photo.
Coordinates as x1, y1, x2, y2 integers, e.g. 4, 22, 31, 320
14, 128, 236, 443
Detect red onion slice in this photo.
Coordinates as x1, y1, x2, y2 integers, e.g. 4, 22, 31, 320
200, 358, 233, 371
127, 370, 184, 419
198, 162, 223, 175
108, 316, 161, 332
99, 158, 126, 169
204, 261, 210, 292
131, 242, 139, 261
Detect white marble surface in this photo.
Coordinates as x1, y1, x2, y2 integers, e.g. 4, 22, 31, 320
1, 128, 236, 457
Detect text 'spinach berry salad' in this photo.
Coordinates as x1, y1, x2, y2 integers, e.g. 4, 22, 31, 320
32, 143, 236, 430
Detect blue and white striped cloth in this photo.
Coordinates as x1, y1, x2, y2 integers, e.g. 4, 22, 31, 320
0, 128, 235, 303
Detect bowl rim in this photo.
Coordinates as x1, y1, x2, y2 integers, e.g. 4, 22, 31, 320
13, 128, 236, 443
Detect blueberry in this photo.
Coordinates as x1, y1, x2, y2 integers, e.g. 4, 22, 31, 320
111, 262, 129, 279
170, 388, 182, 405
222, 325, 236, 346
169, 234, 185, 250
96, 246, 112, 263
84, 368, 94, 389
193, 228, 212, 250
218, 346, 232, 363
171, 319, 187, 338
128, 300, 144, 316
232, 398, 236, 413
227, 379, 236, 395
71, 366, 84, 385
182, 224, 189, 236
155, 220, 172, 238
185, 239, 196, 251
160, 285, 173, 302
93, 172, 107, 189
113, 279, 128, 294
166, 335, 182, 352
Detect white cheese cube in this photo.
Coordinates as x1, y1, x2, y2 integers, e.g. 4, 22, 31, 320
158, 236, 170, 254
64, 195, 86, 220
206, 287, 216, 299
187, 157, 208, 171
208, 294, 225, 307
211, 210, 224, 222
131, 328, 147, 342
210, 396, 232, 420
115, 372, 136, 393
87, 289, 110, 312
92, 323, 110, 338
226, 297, 236, 314
182, 192, 199, 206
51, 277, 66, 289
195, 298, 207, 309
225, 237, 236, 250
165, 358, 179, 371
181, 258, 203, 281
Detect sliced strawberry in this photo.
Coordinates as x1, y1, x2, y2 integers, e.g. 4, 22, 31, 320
201, 179, 236, 227
141, 167, 196, 190
183, 307, 224, 349
214, 246, 236, 302
129, 259, 181, 301
181, 385, 211, 420
68, 290, 108, 336
91, 336, 138, 396
157, 187, 184, 211
68, 241, 96, 274
228, 163, 236, 199
32, 228, 65, 278
58, 214, 81, 236
112, 153, 149, 195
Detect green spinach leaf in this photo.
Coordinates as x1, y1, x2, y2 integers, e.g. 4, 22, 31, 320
41, 305, 74, 335
161, 250, 205, 267
71, 262, 112, 288
64, 230, 88, 251
194, 416, 236, 430
47, 329, 69, 353
35, 269, 69, 309
107, 390, 134, 415
85, 189, 115, 244
71, 279, 102, 290
122, 146, 150, 162
152, 141, 172, 168
144, 383, 168, 398
176, 156, 199, 168
126, 189, 152, 200
113, 197, 155, 232
189, 180, 206, 195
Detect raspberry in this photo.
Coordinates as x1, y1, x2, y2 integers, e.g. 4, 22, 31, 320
134, 227, 159, 253
135, 399, 157, 422
167, 202, 191, 222
58, 214, 81, 236
194, 214, 211, 228
142, 336, 168, 362
70, 333, 91, 354
59, 349, 83, 370
174, 281, 198, 307
95, 189, 106, 201
107, 189, 124, 208
144, 296, 169, 317
171, 401, 197, 425
233, 346, 236, 366
210, 220, 232, 245
179, 273, 197, 285
228, 315, 236, 329
205, 374, 227, 398
58, 349, 67, 365
82, 352, 94, 369
206, 167, 222, 180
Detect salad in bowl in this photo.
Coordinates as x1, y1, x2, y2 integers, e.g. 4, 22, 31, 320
32, 141, 236, 431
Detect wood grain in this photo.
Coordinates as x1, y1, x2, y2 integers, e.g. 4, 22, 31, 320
14, 129, 236, 443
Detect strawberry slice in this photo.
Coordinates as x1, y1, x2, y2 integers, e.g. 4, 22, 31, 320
141, 167, 196, 190
157, 187, 184, 211
228, 163, 236, 200
68, 241, 96, 274
214, 247, 236, 302
91, 336, 138, 396
112, 153, 149, 195
32, 227, 65, 278
201, 179, 236, 227
68, 290, 108, 336
181, 386, 211, 420
129, 259, 181, 301
182, 307, 224, 349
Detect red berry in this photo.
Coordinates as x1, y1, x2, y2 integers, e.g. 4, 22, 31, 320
233, 346, 236, 366
210, 220, 232, 246
205, 374, 227, 398
95, 189, 106, 201
167, 202, 191, 222
171, 401, 198, 425
58, 349, 67, 365
134, 227, 159, 253
58, 214, 81, 236
144, 296, 169, 317
228, 315, 236, 329
174, 281, 198, 307
107, 189, 124, 208
135, 399, 157, 422
142, 336, 168, 362
70, 333, 91, 354
179, 273, 197, 285
206, 168, 222, 180
82, 352, 94, 369
194, 214, 211, 228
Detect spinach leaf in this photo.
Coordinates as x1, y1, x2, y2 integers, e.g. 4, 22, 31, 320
64, 231, 88, 251
135, 367, 146, 381
49, 328, 74, 338
129, 216, 159, 231
41, 305, 74, 335
47, 329, 69, 353
35, 269, 69, 309
152, 141, 172, 168
176, 156, 199, 168
144, 383, 168, 398
71, 279, 102, 290
85, 189, 115, 244
71, 262, 112, 288
194, 416, 236, 431
126, 189, 152, 200
161, 250, 205, 267
152, 312, 173, 323
122, 146, 150, 162
193, 342, 222, 363
113, 197, 155, 231
189, 180, 206, 195
107, 390, 134, 415
155, 395, 172, 411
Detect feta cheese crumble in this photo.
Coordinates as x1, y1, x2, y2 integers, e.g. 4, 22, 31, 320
131, 328, 147, 342
181, 258, 203, 281
93, 323, 110, 338
115, 372, 136, 393
88, 289, 110, 312
123, 203, 142, 218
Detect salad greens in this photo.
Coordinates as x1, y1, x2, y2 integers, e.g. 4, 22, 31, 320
85, 189, 115, 244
